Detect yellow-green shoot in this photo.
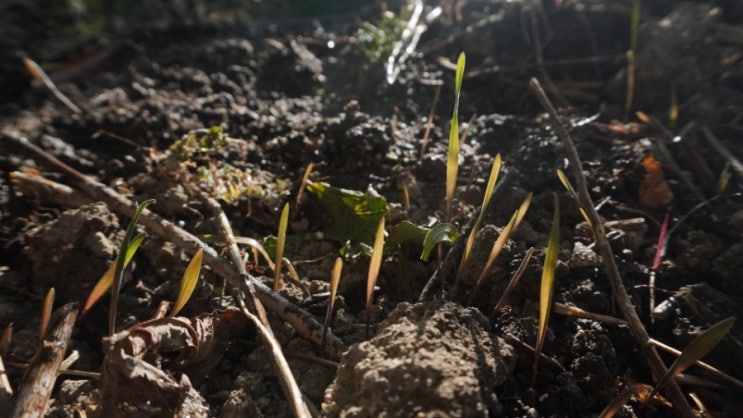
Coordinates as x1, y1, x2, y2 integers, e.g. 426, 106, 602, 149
446, 52, 466, 222
644, 316, 735, 406
556, 170, 592, 228
110, 199, 155, 335
169, 248, 203, 317
322, 257, 343, 349
532, 194, 560, 383
491, 246, 535, 318
274, 203, 290, 291
624, 0, 641, 118
468, 192, 532, 299
40, 287, 55, 340
365, 217, 385, 338
83, 232, 146, 315
458, 154, 502, 279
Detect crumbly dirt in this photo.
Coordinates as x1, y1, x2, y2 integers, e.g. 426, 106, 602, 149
1, 1, 742, 417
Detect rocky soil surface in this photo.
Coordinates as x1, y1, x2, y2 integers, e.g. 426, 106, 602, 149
1, 1, 742, 417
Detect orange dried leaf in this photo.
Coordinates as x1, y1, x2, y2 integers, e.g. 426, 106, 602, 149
639, 155, 673, 209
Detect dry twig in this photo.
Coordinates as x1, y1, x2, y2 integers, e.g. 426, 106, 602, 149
12, 303, 78, 418
529, 78, 695, 418
3, 133, 348, 360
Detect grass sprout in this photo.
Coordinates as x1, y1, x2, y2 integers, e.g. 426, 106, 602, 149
169, 248, 203, 317
322, 257, 343, 349
40, 287, 55, 339
624, 0, 641, 118
644, 316, 735, 406
22, 56, 82, 114
82, 233, 146, 315
458, 154, 502, 278
110, 199, 155, 335
274, 203, 290, 291
446, 52, 466, 222
491, 246, 535, 318
466, 193, 532, 300
599, 383, 646, 418
532, 193, 560, 383
556, 169, 591, 228
365, 217, 385, 339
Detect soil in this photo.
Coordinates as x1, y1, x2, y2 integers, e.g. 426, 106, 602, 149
1, 1, 742, 417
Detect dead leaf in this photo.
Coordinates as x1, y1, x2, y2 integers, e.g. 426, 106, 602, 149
639, 155, 673, 209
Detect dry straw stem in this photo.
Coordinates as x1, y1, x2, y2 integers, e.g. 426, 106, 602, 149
12, 303, 78, 418
529, 78, 695, 418
366, 217, 386, 338
201, 194, 311, 418
3, 133, 348, 359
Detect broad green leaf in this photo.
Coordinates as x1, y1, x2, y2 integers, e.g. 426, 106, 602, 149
83, 233, 145, 315
322, 257, 343, 348
420, 223, 460, 262
170, 248, 203, 317
366, 218, 386, 338
533, 194, 560, 383
446, 52, 466, 221
646, 316, 735, 403
40, 287, 55, 339
274, 203, 290, 291
306, 182, 387, 246
110, 199, 156, 335
387, 220, 428, 247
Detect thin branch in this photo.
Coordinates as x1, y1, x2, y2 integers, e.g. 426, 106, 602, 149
12, 303, 78, 418
3, 133, 348, 359
529, 78, 695, 418
202, 195, 310, 418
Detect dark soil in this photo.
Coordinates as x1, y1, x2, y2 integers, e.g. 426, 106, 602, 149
1, 1, 742, 417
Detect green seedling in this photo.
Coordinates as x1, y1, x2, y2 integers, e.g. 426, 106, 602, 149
466, 193, 532, 299
420, 223, 460, 262
200, 234, 275, 270
321, 257, 343, 349
624, 0, 641, 118
446, 52, 466, 222
110, 199, 156, 336
306, 182, 387, 254
669, 83, 678, 129
532, 194, 560, 383
387, 220, 429, 246
644, 316, 735, 406
83, 233, 146, 315
458, 154, 502, 278
718, 163, 732, 195
40, 287, 55, 340
274, 203, 290, 291
556, 170, 591, 228
169, 248, 203, 317
365, 218, 386, 339
491, 246, 535, 318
